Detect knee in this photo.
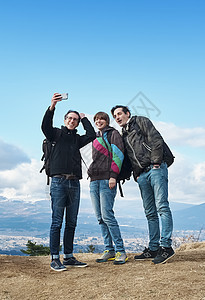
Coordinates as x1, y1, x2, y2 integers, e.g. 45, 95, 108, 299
156, 203, 171, 216
65, 219, 77, 229
145, 211, 158, 221
102, 210, 115, 225
51, 220, 62, 230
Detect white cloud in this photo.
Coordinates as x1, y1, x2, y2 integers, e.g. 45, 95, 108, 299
154, 121, 205, 148
193, 162, 205, 184
0, 155, 204, 206
0, 159, 48, 202
165, 152, 205, 204
0, 120, 205, 206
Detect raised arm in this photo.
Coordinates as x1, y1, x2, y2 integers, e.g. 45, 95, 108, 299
78, 114, 96, 148
41, 93, 62, 141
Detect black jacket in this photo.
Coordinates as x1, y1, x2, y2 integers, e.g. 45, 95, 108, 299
122, 116, 164, 179
41, 108, 96, 179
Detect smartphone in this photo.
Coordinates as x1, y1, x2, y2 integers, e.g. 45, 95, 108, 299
61, 93, 68, 100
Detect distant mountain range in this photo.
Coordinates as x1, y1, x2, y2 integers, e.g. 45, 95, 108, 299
0, 196, 204, 236
172, 202, 205, 230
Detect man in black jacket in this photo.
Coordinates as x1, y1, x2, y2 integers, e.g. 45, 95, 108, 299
42, 93, 95, 271
111, 105, 174, 265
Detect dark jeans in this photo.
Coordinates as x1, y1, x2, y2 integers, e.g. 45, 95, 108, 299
50, 177, 80, 259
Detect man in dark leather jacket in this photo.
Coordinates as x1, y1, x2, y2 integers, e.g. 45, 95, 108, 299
42, 93, 95, 271
111, 105, 175, 265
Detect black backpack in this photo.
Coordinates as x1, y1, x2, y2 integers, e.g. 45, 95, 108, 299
162, 141, 175, 167
116, 149, 133, 197
117, 149, 133, 182
40, 130, 61, 185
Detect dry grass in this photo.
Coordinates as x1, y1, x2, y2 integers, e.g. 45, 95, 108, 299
1, 242, 205, 300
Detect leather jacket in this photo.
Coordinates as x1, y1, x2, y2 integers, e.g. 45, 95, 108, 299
122, 116, 164, 179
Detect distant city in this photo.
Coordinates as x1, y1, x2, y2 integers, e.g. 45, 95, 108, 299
0, 229, 204, 256
0, 196, 205, 255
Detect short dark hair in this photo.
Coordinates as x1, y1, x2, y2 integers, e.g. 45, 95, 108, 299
94, 111, 110, 125
64, 110, 81, 124
111, 105, 131, 117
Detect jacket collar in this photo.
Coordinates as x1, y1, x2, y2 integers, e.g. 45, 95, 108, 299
122, 116, 136, 133
61, 126, 77, 134
96, 126, 114, 137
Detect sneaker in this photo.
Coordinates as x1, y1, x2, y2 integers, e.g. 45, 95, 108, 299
96, 250, 115, 263
152, 247, 175, 265
63, 256, 88, 268
134, 247, 159, 260
113, 252, 128, 265
50, 259, 67, 272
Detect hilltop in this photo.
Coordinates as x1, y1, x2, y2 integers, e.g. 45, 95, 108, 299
1, 242, 205, 300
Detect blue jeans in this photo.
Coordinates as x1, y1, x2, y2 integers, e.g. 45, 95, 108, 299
50, 177, 80, 259
137, 163, 173, 250
90, 180, 125, 253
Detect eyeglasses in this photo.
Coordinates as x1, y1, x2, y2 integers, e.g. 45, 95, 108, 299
66, 116, 79, 122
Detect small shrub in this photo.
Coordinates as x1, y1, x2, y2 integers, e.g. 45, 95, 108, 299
20, 240, 50, 256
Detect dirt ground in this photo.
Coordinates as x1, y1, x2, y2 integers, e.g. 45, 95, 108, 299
1, 242, 205, 300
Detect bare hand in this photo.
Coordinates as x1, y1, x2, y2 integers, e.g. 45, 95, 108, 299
79, 113, 85, 119
109, 178, 116, 189
50, 93, 62, 111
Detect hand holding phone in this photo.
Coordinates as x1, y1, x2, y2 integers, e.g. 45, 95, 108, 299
50, 93, 63, 110
61, 93, 68, 100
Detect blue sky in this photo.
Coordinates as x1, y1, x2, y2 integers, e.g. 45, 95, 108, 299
0, 0, 205, 206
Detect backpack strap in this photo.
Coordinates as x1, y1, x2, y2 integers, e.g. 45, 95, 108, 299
54, 128, 62, 142
118, 181, 124, 197
106, 129, 130, 197
132, 116, 143, 134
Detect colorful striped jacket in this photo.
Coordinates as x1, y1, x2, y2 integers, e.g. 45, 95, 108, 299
88, 126, 124, 181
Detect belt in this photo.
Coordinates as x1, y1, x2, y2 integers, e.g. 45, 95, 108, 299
53, 174, 78, 180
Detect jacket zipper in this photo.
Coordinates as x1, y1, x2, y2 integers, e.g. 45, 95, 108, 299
142, 142, 152, 152
126, 135, 143, 169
